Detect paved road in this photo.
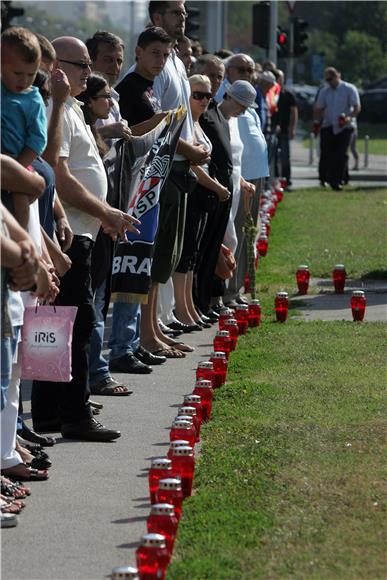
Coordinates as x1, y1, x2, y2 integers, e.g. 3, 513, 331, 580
2, 143, 386, 580
2, 324, 217, 580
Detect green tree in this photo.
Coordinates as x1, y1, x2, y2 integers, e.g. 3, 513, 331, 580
338, 30, 387, 86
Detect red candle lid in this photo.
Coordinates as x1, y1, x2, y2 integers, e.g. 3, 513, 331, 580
158, 478, 182, 490
172, 419, 192, 429
197, 361, 214, 370
171, 446, 193, 457
210, 351, 226, 359
179, 406, 197, 416
215, 330, 230, 337
111, 566, 139, 579
224, 319, 238, 326
151, 458, 172, 469
150, 503, 175, 516
276, 291, 289, 298
297, 265, 309, 270
195, 379, 212, 387
352, 290, 365, 297
184, 394, 201, 404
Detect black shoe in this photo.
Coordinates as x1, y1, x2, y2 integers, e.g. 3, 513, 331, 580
32, 418, 62, 434
210, 303, 222, 315
200, 314, 212, 324
207, 308, 220, 321
167, 321, 196, 333
61, 417, 121, 442
196, 319, 212, 329
236, 296, 249, 305
109, 354, 152, 374
18, 424, 56, 447
158, 322, 184, 338
135, 346, 166, 366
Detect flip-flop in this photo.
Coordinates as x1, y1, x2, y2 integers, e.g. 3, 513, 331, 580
151, 348, 186, 359
2, 465, 49, 482
171, 342, 195, 353
90, 378, 133, 396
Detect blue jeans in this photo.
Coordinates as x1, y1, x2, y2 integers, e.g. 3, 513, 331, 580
1, 327, 21, 411
108, 301, 141, 361
89, 279, 110, 387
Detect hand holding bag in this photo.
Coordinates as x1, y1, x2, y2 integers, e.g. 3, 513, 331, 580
21, 305, 78, 382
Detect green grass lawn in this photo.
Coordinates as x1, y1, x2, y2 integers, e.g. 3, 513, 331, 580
167, 187, 387, 579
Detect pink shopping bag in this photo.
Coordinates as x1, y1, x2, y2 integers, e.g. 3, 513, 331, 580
21, 305, 78, 382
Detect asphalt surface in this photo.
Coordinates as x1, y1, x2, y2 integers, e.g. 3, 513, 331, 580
2, 141, 386, 580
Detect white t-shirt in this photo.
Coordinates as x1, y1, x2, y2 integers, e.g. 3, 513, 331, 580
47, 96, 107, 240
152, 50, 194, 160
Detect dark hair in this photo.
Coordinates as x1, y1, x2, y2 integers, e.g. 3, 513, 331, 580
77, 74, 110, 156
137, 26, 172, 49
214, 48, 233, 60
35, 33, 56, 63
1, 26, 41, 63
85, 31, 124, 61
148, 1, 170, 22
193, 53, 223, 74
33, 69, 50, 105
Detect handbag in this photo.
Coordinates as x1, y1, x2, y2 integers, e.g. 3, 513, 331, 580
21, 305, 78, 382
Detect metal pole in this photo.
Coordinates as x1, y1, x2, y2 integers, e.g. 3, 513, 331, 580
309, 133, 314, 165
206, 1, 225, 54
364, 134, 369, 168
287, 16, 295, 85
268, 0, 278, 65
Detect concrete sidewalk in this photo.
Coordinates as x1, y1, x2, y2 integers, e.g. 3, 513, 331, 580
2, 325, 217, 580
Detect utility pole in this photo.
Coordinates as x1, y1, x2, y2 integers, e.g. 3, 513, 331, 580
206, 1, 227, 53
268, 0, 278, 65
287, 17, 295, 85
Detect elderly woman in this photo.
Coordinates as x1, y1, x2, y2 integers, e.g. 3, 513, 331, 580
172, 74, 232, 328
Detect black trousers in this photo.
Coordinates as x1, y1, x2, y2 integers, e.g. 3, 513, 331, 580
319, 126, 353, 187
31, 236, 94, 424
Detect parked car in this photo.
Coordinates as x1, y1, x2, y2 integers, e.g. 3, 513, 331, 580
290, 84, 319, 121
358, 89, 387, 123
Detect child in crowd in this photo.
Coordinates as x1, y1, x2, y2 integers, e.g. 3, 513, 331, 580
1, 27, 47, 228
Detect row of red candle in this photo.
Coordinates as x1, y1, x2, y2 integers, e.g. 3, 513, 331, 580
296, 264, 349, 295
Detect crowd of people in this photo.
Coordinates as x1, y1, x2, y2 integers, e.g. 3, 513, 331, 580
1, 0, 360, 529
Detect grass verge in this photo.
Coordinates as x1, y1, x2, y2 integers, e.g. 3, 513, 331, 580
167, 187, 387, 579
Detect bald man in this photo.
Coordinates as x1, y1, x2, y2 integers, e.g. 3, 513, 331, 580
31, 37, 140, 442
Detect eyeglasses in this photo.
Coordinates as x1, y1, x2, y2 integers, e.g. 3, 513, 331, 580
230, 66, 254, 75
91, 93, 112, 100
191, 91, 212, 101
163, 9, 187, 18
58, 59, 92, 70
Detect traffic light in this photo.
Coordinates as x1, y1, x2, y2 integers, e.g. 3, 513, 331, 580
185, 6, 200, 41
294, 17, 308, 57
252, 2, 270, 49
1, 1, 25, 32
277, 27, 289, 58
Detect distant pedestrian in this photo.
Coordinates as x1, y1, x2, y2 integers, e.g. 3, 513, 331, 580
272, 69, 298, 189
314, 67, 361, 191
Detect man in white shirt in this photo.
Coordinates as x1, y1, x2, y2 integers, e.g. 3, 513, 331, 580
32, 36, 140, 442
314, 67, 361, 191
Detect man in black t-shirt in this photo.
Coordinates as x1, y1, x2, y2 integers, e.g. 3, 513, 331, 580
273, 69, 298, 188
116, 27, 172, 126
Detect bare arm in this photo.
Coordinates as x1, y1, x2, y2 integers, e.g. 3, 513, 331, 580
53, 196, 73, 251
1, 155, 45, 197
130, 112, 168, 136
42, 69, 71, 167
17, 146, 38, 168
190, 165, 230, 202
176, 139, 211, 165
289, 106, 298, 139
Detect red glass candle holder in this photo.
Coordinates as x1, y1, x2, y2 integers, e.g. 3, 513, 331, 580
268, 202, 276, 217
147, 504, 179, 554
111, 566, 139, 580
149, 458, 173, 504
209, 351, 227, 387
218, 307, 234, 330
136, 533, 170, 580
351, 290, 366, 321
156, 479, 184, 520
170, 446, 195, 497
296, 265, 310, 295
167, 439, 190, 460
178, 406, 200, 441
244, 272, 250, 293
224, 318, 239, 350
332, 264, 346, 293
235, 304, 249, 334
275, 291, 289, 322
183, 394, 202, 425
257, 235, 269, 257
279, 177, 287, 190
213, 330, 232, 359
192, 379, 214, 422
248, 299, 261, 327
170, 419, 196, 448
196, 361, 215, 387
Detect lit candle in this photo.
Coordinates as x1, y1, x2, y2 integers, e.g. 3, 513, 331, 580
135, 533, 170, 580
332, 264, 346, 293
296, 265, 310, 295
351, 290, 366, 321
275, 291, 289, 322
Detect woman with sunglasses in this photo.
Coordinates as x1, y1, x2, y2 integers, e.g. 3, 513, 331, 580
172, 75, 232, 329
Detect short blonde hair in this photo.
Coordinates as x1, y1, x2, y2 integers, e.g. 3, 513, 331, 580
189, 74, 211, 88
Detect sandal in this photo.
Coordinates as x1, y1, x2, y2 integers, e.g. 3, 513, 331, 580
171, 342, 195, 353
2, 464, 49, 482
90, 377, 133, 397
151, 348, 186, 359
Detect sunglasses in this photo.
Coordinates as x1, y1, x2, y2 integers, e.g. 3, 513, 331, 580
192, 91, 212, 101
231, 66, 254, 75
92, 93, 112, 100
59, 59, 92, 70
